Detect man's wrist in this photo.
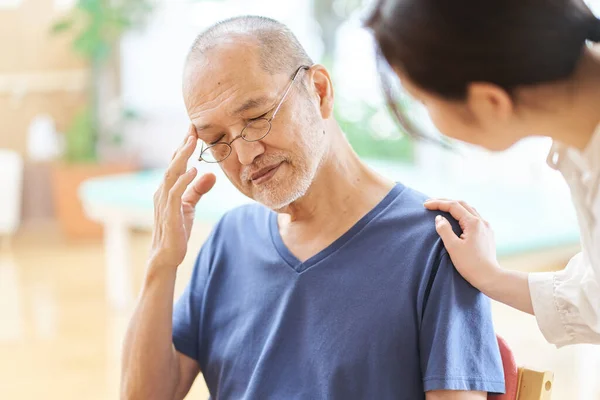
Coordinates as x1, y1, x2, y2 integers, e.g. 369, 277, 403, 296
145, 258, 178, 285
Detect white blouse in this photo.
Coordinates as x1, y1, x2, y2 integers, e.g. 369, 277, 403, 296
529, 125, 600, 347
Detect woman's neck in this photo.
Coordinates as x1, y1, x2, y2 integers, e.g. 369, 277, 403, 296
524, 47, 600, 151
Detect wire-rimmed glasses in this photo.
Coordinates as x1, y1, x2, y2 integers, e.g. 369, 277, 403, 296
198, 65, 310, 163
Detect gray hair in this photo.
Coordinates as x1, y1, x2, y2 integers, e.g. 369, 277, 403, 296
187, 15, 314, 75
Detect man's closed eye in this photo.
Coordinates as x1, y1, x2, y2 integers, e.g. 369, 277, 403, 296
207, 135, 226, 145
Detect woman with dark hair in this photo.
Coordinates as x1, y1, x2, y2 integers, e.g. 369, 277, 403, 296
367, 0, 600, 347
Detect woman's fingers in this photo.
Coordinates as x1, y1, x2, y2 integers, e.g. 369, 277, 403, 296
458, 200, 481, 219
425, 198, 488, 228
425, 198, 499, 295
434, 215, 460, 250
424, 199, 475, 223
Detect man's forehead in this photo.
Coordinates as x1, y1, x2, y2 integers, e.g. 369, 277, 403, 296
187, 73, 281, 134
193, 94, 273, 132
184, 44, 291, 132
188, 68, 278, 108
184, 44, 277, 98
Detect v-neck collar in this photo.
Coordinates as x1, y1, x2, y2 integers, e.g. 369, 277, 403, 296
268, 183, 404, 274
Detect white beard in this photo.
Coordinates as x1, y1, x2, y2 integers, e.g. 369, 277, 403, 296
254, 128, 325, 211
256, 164, 315, 211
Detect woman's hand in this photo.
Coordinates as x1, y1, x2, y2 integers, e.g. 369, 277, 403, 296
424, 198, 534, 314
424, 199, 501, 292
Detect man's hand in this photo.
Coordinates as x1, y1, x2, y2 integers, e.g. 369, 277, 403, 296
121, 126, 215, 399
149, 125, 216, 270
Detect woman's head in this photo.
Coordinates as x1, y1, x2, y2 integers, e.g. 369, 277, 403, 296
367, 0, 600, 150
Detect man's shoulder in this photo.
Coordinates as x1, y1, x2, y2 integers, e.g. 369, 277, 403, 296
386, 184, 460, 228
377, 183, 462, 247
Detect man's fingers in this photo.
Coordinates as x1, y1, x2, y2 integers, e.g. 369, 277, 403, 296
168, 167, 198, 210
170, 132, 189, 160
435, 215, 460, 250
164, 136, 197, 191
172, 125, 198, 161
182, 173, 217, 208
424, 199, 474, 223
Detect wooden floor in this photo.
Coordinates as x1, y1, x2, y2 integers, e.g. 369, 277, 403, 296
0, 222, 598, 399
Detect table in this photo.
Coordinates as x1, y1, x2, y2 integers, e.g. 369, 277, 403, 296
80, 161, 580, 309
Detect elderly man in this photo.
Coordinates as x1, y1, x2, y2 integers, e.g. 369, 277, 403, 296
121, 16, 504, 400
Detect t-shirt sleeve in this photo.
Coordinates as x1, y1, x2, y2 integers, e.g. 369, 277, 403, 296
419, 251, 505, 394
172, 240, 213, 363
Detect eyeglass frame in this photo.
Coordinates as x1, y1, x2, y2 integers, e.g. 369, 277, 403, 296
198, 65, 311, 163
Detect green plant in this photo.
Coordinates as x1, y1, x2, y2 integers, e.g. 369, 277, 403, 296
335, 102, 415, 164
312, 0, 416, 163
51, 0, 153, 163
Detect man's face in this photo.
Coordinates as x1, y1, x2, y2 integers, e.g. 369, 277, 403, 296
183, 40, 326, 210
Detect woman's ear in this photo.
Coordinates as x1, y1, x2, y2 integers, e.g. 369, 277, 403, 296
309, 65, 335, 119
466, 82, 514, 127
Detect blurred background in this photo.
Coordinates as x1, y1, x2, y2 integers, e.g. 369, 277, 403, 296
1, 0, 599, 399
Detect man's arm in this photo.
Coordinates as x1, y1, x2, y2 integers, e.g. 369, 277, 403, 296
174, 353, 202, 399
121, 128, 216, 399
426, 391, 487, 400
121, 266, 200, 400
419, 250, 505, 396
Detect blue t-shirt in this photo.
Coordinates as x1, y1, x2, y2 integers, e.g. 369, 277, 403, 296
173, 183, 505, 399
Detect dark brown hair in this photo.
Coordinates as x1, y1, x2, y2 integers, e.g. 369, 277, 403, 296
366, 0, 600, 141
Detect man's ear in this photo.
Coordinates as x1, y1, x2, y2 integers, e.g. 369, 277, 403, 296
308, 65, 334, 119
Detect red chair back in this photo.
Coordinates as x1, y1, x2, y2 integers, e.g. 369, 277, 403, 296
489, 335, 519, 400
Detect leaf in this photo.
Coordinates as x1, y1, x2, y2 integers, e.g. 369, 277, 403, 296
78, 0, 102, 14
335, 103, 415, 163
51, 18, 74, 34
64, 107, 98, 163
73, 26, 113, 60
93, 41, 112, 61
53, 0, 156, 163
111, 133, 124, 146
73, 33, 98, 57
122, 108, 140, 120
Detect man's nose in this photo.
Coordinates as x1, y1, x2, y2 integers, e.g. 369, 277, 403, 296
232, 138, 265, 166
